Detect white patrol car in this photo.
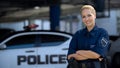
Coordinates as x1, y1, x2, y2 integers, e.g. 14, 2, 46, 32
0, 30, 72, 68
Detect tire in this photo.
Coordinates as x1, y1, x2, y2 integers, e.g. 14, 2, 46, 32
112, 53, 120, 68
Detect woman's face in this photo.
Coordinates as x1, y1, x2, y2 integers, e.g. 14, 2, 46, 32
81, 9, 96, 27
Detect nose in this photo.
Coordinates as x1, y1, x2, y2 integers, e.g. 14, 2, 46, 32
85, 16, 89, 21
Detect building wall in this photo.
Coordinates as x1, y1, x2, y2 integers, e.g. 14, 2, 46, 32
96, 10, 119, 36
0, 9, 120, 36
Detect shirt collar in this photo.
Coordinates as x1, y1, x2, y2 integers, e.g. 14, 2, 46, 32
83, 25, 98, 36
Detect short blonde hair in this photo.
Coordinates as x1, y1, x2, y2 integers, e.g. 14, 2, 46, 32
80, 5, 96, 15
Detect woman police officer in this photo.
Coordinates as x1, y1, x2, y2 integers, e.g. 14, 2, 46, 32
67, 5, 110, 68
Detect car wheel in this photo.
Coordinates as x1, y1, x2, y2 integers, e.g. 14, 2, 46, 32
112, 53, 120, 68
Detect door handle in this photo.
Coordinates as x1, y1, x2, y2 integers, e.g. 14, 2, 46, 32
26, 50, 35, 53
62, 48, 68, 50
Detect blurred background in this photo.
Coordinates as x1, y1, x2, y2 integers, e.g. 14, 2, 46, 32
1, 0, 120, 68
0, 0, 119, 36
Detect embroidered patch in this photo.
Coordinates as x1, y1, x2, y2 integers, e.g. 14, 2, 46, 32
101, 37, 108, 47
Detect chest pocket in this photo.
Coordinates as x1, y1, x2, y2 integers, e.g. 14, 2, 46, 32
88, 36, 98, 49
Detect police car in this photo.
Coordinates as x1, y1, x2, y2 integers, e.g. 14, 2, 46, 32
0, 30, 72, 68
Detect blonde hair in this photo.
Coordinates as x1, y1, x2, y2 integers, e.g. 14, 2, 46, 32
80, 5, 96, 15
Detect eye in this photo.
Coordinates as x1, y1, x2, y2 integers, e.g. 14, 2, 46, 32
88, 14, 92, 17
82, 16, 85, 18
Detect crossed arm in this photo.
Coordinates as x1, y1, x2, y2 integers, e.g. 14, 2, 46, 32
67, 50, 100, 61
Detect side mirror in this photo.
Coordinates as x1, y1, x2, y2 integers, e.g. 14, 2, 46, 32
0, 44, 6, 50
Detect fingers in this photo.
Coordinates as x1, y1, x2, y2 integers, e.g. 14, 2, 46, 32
67, 54, 75, 59
68, 53, 88, 60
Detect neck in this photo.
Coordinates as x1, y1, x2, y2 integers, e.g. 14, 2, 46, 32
87, 24, 95, 32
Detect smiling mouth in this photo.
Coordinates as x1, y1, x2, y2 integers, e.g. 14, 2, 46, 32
86, 22, 91, 24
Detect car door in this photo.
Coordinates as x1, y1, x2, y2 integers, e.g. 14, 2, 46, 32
0, 34, 38, 68
36, 32, 72, 68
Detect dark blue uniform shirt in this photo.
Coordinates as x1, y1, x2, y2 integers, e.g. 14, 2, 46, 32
68, 25, 110, 58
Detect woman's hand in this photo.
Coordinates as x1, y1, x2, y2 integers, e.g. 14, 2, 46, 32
67, 53, 88, 60
67, 54, 76, 60
73, 54, 88, 60
76, 50, 100, 59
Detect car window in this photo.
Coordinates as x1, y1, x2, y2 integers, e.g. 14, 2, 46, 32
36, 34, 69, 47
0, 28, 15, 41
5, 33, 69, 49
6, 35, 35, 49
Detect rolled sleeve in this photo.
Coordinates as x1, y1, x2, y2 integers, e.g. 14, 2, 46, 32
91, 30, 110, 57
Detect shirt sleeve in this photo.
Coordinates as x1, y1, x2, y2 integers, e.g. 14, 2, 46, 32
67, 31, 80, 56
91, 29, 110, 57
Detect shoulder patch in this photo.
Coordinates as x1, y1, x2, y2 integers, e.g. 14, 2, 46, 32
101, 37, 109, 47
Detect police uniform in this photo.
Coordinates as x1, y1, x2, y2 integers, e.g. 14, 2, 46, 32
67, 25, 110, 68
